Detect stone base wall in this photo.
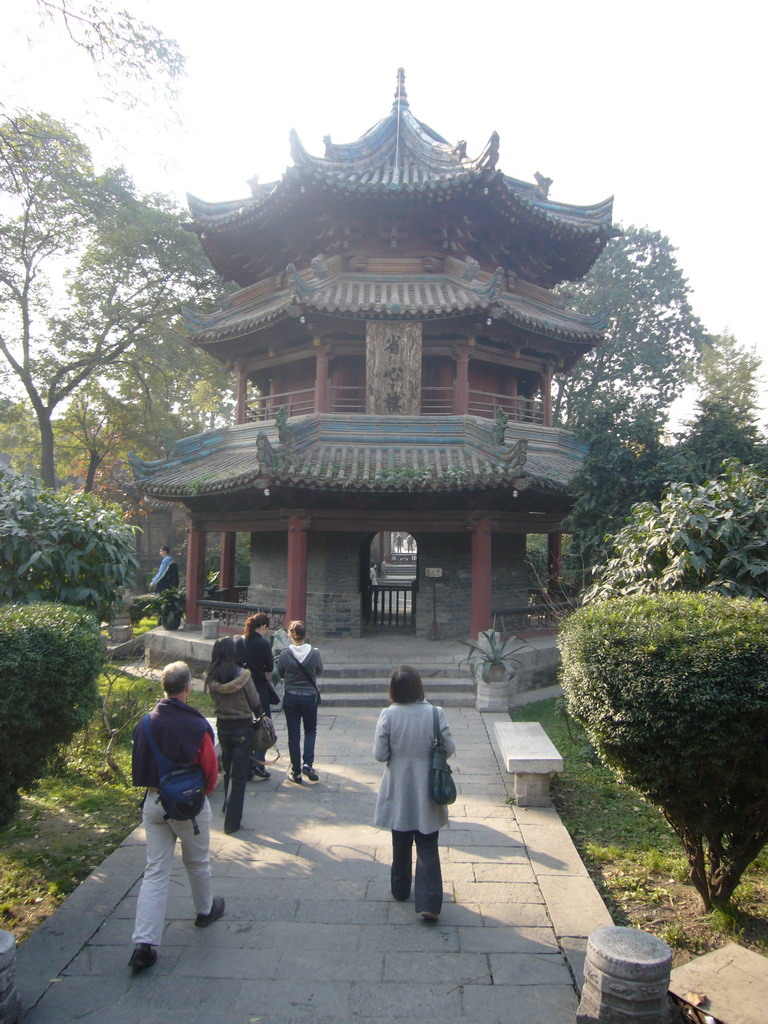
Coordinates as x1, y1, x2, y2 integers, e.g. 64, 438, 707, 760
491, 533, 530, 610
248, 532, 287, 610
245, 527, 533, 643
306, 532, 369, 638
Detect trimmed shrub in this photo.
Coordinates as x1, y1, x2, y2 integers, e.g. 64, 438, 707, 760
0, 603, 103, 825
559, 592, 768, 910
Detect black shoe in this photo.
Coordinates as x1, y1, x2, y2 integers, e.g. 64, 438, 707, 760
289, 770, 303, 784
420, 911, 440, 922
195, 896, 225, 928
250, 764, 271, 780
128, 943, 157, 971
302, 765, 319, 782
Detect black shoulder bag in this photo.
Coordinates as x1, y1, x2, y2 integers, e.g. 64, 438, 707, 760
430, 706, 456, 806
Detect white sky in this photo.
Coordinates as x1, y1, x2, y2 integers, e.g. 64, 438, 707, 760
4, 0, 767, 413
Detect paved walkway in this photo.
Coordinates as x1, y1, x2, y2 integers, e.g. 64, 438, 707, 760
15, 707, 611, 1024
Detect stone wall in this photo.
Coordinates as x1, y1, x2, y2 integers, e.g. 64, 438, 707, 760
413, 530, 530, 641
413, 532, 472, 639
306, 532, 369, 638
248, 531, 288, 610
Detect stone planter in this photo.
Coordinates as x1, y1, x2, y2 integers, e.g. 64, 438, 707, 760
201, 618, 220, 640
475, 663, 511, 712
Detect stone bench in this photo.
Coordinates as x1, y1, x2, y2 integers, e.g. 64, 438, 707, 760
493, 721, 564, 807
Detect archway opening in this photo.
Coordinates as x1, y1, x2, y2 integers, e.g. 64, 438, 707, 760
361, 532, 418, 633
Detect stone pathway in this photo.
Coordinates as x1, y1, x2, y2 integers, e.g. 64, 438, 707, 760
15, 707, 611, 1024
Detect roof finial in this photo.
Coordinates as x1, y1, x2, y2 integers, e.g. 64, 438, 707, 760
393, 67, 409, 109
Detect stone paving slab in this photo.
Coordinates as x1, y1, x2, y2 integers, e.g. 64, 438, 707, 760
15, 706, 611, 1023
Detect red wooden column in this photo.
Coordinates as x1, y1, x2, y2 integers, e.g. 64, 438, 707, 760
454, 344, 470, 415
235, 365, 248, 424
542, 366, 553, 427
469, 518, 492, 639
547, 532, 563, 587
219, 531, 236, 599
314, 340, 329, 413
185, 524, 206, 626
285, 517, 309, 625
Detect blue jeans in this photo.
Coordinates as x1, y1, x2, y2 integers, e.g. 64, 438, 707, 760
282, 691, 318, 773
217, 721, 252, 833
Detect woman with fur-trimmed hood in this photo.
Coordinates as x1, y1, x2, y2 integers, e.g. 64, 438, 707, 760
205, 637, 262, 835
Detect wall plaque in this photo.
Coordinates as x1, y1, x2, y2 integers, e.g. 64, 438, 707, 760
365, 321, 422, 414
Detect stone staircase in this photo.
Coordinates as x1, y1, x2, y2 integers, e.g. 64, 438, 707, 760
317, 635, 476, 708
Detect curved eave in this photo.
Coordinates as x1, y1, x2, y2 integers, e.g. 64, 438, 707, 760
183, 275, 607, 348
132, 416, 586, 502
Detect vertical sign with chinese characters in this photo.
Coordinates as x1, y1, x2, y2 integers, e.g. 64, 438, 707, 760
365, 321, 422, 414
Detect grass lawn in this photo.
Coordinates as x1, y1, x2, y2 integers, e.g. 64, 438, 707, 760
513, 698, 768, 963
0, 667, 215, 943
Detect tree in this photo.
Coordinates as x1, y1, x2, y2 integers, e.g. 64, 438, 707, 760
673, 331, 767, 481
560, 592, 768, 910
585, 461, 768, 602
16, 1, 184, 109
0, 466, 139, 619
0, 112, 218, 487
564, 404, 674, 586
554, 226, 705, 430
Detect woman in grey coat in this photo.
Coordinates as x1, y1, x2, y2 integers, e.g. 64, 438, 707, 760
373, 665, 456, 921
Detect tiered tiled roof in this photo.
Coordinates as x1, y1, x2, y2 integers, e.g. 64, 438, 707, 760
183, 255, 606, 348
131, 415, 586, 501
187, 70, 614, 288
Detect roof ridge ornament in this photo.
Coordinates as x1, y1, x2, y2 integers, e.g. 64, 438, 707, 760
286, 263, 312, 299
392, 67, 409, 109
534, 171, 553, 198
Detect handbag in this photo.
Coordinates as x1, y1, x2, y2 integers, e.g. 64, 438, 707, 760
252, 712, 277, 752
430, 705, 456, 806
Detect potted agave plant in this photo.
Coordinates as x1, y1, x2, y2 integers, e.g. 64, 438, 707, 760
457, 629, 528, 712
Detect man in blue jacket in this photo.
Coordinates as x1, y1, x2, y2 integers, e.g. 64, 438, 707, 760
151, 545, 178, 593
129, 661, 223, 971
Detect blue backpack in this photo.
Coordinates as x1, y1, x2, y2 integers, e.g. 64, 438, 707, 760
141, 715, 207, 835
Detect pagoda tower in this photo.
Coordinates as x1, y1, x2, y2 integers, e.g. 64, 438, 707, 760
133, 70, 614, 640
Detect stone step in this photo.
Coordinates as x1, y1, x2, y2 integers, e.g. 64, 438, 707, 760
319, 677, 473, 693
322, 665, 470, 679
314, 674, 476, 708
318, 690, 476, 708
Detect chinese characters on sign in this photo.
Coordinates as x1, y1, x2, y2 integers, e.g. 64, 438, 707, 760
365, 321, 422, 414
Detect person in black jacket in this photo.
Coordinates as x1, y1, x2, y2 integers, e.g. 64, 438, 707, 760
236, 613, 276, 780
278, 620, 323, 785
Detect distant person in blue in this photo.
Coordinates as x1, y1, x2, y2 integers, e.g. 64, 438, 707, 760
151, 546, 178, 593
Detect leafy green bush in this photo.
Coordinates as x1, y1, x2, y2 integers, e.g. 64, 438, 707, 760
0, 604, 103, 825
0, 468, 139, 620
129, 594, 160, 625
585, 461, 768, 601
560, 592, 768, 910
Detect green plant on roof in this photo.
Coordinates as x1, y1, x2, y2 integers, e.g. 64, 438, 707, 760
380, 466, 432, 491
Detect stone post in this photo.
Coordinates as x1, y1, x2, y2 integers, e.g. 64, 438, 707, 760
577, 926, 672, 1024
0, 930, 21, 1024
110, 590, 133, 644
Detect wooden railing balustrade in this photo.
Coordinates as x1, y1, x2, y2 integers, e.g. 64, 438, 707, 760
198, 600, 286, 632
243, 384, 543, 424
